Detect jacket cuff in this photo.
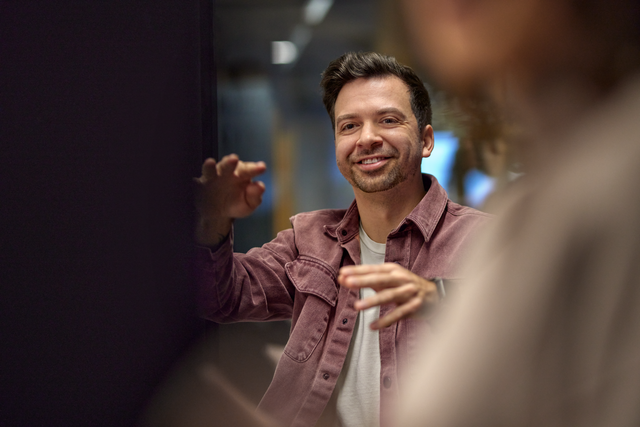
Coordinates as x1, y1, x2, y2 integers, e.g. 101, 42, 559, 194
195, 229, 233, 268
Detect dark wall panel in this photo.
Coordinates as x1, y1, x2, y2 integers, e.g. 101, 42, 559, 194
0, 1, 207, 425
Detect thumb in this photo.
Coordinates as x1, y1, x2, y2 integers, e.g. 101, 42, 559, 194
245, 181, 266, 209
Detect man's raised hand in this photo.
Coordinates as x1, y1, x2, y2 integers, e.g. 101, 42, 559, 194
194, 154, 266, 246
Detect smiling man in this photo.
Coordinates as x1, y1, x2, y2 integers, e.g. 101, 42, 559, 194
194, 52, 491, 427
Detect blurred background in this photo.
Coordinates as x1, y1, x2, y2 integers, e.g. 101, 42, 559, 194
212, 0, 522, 406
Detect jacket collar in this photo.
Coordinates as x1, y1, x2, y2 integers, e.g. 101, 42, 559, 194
324, 174, 448, 244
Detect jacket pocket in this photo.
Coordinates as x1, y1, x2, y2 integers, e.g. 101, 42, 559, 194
283, 256, 338, 362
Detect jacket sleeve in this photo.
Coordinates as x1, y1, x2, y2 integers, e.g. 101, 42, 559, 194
195, 227, 298, 323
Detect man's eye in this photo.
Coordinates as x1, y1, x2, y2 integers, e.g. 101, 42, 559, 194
382, 118, 398, 124
342, 123, 356, 131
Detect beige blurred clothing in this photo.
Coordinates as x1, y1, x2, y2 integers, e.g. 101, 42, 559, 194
140, 339, 280, 427
398, 74, 640, 426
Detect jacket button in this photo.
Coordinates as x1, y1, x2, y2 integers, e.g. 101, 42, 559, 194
323, 373, 330, 380
341, 229, 347, 236
383, 376, 392, 389
342, 318, 348, 324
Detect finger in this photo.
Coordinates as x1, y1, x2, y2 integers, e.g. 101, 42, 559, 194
338, 264, 404, 287
235, 160, 267, 180
245, 181, 266, 209
217, 154, 240, 176
339, 263, 399, 276
341, 273, 396, 290
200, 158, 218, 180
354, 284, 416, 310
340, 270, 413, 290
370, 296, 424, 330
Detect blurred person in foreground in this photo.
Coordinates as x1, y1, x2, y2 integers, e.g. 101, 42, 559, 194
396, 0, 640, 426
194, 52, 491, 427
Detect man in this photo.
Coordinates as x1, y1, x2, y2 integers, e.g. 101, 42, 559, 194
396, 1, 640, 426
194, 52, 490, 427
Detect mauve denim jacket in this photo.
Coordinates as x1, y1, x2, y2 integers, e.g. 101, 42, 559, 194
195, 174, 491, 427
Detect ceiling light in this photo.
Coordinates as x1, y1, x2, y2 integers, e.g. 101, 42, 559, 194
304, 0, 333, 25
271, 41, 298, 64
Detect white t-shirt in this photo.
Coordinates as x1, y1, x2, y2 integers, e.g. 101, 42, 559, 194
334, 223, 385, 427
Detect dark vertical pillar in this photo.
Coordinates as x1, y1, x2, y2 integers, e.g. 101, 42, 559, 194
0, 1, 209, 425
200, 0, 218, 163
199, 0, 221, 366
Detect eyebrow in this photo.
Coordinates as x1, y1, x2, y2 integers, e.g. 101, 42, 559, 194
335, 108, 408, 124
335, 113, 357, 124
376, 107, 408, 119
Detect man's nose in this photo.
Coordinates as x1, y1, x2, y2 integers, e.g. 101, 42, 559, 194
357, 122, 383, 148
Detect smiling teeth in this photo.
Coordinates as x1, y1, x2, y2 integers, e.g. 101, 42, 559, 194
362, 158, 383, 164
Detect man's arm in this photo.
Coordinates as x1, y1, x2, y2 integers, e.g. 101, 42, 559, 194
194, 154, 297, 323
338, 263, 440, 329
194, 154, 267, 246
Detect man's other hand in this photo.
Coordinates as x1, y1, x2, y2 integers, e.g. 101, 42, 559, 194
338, 263, 439, 330
194, 154, 266, 246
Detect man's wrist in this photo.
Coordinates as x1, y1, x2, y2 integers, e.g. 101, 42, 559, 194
195, 216, 233, 247
199, 231, 231, 253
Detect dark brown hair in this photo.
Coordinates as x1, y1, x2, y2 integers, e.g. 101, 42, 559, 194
320, 51, 432, 132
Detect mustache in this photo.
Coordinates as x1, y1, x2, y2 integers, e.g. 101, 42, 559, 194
349, 147, 398, 161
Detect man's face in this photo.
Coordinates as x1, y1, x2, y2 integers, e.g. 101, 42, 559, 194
333, 76, 433, 194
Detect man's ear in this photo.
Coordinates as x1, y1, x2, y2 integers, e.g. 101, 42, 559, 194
421, 124, 435, 158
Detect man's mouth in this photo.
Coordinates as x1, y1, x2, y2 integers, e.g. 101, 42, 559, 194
354, 156, 391, 172
358, 157, 387, 164
358, 157, 388, 165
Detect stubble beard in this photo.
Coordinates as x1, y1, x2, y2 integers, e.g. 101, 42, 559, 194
341, 149, 423, 194
349, 162, 405, 193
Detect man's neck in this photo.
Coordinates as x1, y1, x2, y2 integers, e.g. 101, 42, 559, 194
355, 175, 426, 244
